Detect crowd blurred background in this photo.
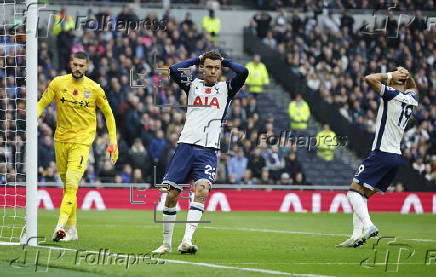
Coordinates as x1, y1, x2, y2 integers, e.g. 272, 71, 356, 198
1, 1, 433, 188
247, 6, 435, 183
34, 6, 307, 186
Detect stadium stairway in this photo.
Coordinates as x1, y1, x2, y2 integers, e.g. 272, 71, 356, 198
228, 53, 361, 186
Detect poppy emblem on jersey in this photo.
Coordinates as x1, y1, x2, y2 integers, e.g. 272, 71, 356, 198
84, 91, 90, 98
73, 89, 78, 96
204, 88, 212, 94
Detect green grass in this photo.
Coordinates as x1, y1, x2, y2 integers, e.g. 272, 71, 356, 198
1, 209, 435, 277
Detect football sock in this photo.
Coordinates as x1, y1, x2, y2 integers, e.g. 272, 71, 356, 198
351, 211, 363, 240
66, 200, 77, 228
62, 171, 77, 228
183, 202, 204, 243
347, 190, 374, 229
57, 170, 81, 228
163, 206, 177, 246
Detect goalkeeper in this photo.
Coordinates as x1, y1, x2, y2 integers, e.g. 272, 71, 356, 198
38, 52, 118, 242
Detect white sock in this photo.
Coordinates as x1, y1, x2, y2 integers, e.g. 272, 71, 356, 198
351, 211, 363, 240
183, 202, 204, 243
347, 191, 374, 229
163, 206, 177, 246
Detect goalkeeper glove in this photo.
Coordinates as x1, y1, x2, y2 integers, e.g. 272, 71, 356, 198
106, 144, 118, 164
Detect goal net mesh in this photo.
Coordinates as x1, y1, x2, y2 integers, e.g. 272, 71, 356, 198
0, 0, 27, 243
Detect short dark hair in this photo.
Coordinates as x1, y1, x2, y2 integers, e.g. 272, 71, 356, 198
200, 50, 222, 65
72, 51, 89, 61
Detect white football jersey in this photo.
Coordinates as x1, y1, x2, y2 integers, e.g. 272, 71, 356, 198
371, 85, 418, 154
178, 78, 231, 149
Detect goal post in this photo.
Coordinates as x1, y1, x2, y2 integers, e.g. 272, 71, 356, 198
0, 0, 38, 246
25, 0, 38, 246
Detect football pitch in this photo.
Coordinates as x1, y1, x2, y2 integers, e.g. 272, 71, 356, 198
1, 210, 435, 277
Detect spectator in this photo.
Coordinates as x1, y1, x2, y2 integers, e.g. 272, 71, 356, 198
227, 147, 248, 183
84, 165, 96, 184
284, 151, 302, 180
262, 30, 277, 49
120, 164, 132, 183
99, 160, 115, 183
149, 130, 168, 163
51, 8, 75, 71
288, 94, 310, 132
278, 172, 292, 185
38, 136, 55, 169
293, 172, 306, 186
393, 182, 405, 193
202, 9, 221, 41
340, 10, 354, 31
316, 124, 337, 161
245, 55, 270, 96
181, 12, 194, 29
216, 159, 228, 183
262, 4, 434, 182
132, 168, 145, 183
247, 147, 266, 180
129, 139, 150, 172
265, 145, 285, 181
114, 175, 123, 184
252, 11, 272, 38
412, 157, 426, 175
242, 169, 254, 185
257, 167, 272, 184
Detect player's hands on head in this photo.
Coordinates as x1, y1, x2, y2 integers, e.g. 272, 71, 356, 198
106, 144, 118, 165
391, 70, 408, 82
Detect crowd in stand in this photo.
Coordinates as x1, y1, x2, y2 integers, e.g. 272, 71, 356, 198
251, 8, 435, 183
34, 7, 307, 186
0, 22, 26, 184
255, 0, 434, 11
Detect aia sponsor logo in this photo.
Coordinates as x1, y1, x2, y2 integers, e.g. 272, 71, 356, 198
193, 96, 220, 109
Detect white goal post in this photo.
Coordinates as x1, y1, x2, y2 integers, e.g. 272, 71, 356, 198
25, 0, 38, 246
0, 0, 37, 246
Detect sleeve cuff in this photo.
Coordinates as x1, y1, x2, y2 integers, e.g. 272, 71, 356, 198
222, 59, 231, 67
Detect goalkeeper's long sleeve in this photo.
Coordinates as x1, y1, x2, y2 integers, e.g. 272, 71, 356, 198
37, 79, 57, 117
96, 86, 117, 145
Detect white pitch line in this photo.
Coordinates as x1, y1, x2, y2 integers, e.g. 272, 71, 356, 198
214, 262, 429, 265
30, 245, 333, 277
202, 226, 436, 243
81, 224, 436, 243
203, 226, 347, 237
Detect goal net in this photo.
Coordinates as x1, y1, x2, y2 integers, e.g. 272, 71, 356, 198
0, 0, 37, 246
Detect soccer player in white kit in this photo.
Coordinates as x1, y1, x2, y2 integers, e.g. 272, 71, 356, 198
152, 51, 248, 254
337, 67, 418, 248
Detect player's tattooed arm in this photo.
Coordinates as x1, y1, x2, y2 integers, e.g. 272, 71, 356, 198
364, 71, 408, 95
169, 57, 200, 93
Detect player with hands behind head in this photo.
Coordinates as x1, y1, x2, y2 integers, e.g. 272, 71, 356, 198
337, 66, 418, 248
152, 51, 248, 255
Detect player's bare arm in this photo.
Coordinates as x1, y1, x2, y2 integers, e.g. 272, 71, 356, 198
364, 70, 408, 94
